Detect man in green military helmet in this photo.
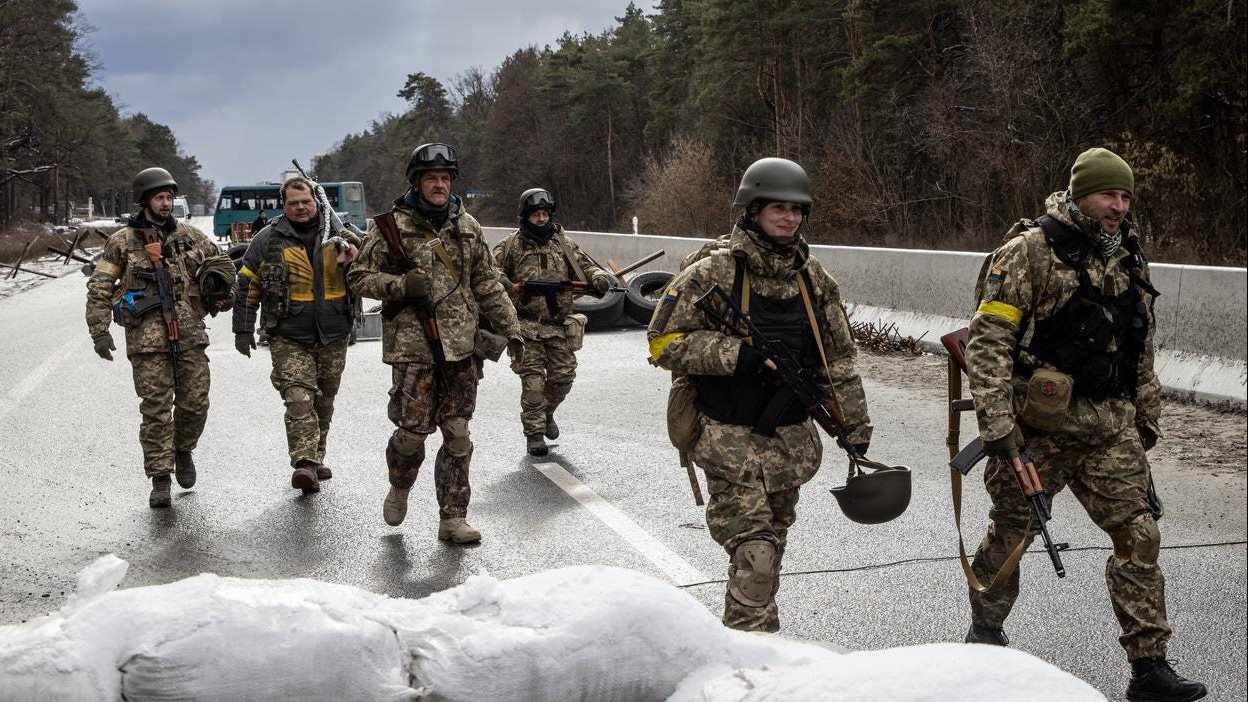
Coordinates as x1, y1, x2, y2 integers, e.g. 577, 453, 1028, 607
232, 176, 359, 494
85, 167, 234, 508
493, 188, 614, 456
965, 147, 1206, 702
647, 157, 872, 632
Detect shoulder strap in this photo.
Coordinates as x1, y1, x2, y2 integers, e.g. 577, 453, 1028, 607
731, 254, 750, 314
1035, 215, 1091, 269
556, 231, 588, 282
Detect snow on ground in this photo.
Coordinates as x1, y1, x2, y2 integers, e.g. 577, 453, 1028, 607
0, 556, 1106, 702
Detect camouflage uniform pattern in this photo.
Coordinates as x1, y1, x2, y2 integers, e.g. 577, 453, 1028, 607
386, 358, 479, 519
346, 199, 519, 364
267, 335, 349, 467
966, 190, 1169, 659
85, 221, 221, 476
493, 229, 608, 435
648, 225, 871, 631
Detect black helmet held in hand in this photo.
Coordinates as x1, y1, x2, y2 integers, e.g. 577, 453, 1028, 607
830, 459, 911, 525
132, 167, 178, 205
406, 142, 458, 182
518, 188, 556, 219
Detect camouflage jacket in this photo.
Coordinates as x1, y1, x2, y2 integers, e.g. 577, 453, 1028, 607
232, 216, 354, 344
492, 228, 607, 339
967, 190, 1161, 444
347, 197, 519, 364
647, 225, 872, 445
85, 218, 220, 355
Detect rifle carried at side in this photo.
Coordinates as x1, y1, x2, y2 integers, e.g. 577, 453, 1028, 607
519, 278, 625, 317
372, 211, 445, 373
941, 328, 1067, 585
136, 228, 182, 390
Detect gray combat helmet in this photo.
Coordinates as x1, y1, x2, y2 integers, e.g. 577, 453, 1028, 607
732, 157, 812, 209
830, 459, 911, 524
405, 142, 458, 182
132, 167, 178, 205
519, 188, 556, 219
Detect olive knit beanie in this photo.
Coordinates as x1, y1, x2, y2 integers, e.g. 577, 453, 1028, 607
1070, 147, 1134, 198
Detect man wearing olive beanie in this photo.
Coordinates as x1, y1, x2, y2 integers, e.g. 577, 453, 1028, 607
962, 148, 1208, 702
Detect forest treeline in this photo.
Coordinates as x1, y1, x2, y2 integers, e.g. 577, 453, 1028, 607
0, 0, 210, 228
315, 0, 1246, 265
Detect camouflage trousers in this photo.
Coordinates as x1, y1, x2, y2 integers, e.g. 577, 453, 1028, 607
510, 332, 577, 435
129, 345, 210, 477
970, 423, 1171, 659
386, 358, 479, 519
268, 335, 348, 467
692, 416, 820, 632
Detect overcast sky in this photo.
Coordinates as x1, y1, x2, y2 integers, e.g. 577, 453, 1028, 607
76, 0, 643, 195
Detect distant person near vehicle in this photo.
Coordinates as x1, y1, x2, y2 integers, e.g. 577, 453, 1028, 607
347, 142, 521, 544
84, 167, 235, 509
492, 188, 613, 456
231, 177, 359, 495
251, 209, 269, 235
964, 147, 1206, 702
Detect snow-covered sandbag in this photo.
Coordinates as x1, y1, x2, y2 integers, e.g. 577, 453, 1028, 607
383, 565, 838, 702
670, 642, 1107, 702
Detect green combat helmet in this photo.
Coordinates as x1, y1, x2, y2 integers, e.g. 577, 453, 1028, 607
731, 157, 812, 209
830, 459, 912, 525
405, 142, 458, 182
197, 254, 239, 315
132, 167, 178, 205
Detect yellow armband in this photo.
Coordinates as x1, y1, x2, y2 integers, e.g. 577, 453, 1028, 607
648, 332, 684, 367
975, 300, 1023, 327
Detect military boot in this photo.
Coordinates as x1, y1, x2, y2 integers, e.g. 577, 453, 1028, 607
173, 450, 196, 489
291, 461, 320, 494
964, 624, 1009, 646
1126, 658, 1207, 702
383, 487, 410, 526
149, 475, 172, 509
544, 413, 560, 440
438, 517, 482, 544
315, 463, 333, 481
526, 434, 548, 456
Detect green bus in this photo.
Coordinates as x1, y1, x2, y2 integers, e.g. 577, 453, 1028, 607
213, 181, 368, 238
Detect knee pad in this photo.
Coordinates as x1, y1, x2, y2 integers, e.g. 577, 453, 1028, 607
441, 417, 472, 457
282, 386, 315, 420
1110, 514, 1161, 567
728, 540, 777, 608
390, 427, 426, 458
520, 379, 545, 405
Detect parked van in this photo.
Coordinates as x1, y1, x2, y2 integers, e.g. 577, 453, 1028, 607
172, 196, 191, 220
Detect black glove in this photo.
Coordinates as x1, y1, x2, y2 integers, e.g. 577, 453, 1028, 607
853, 442, 870, 457
983, 425, 1023, 460
404, 270, 431, 299
92, 333, 115, 361
591, 272, 614, 293
235, 333, 257, 357
734, 344, 768, 377
1137, 422, 1159, 452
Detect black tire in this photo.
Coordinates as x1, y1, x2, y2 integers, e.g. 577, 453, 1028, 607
623, 271, 674, 325
226, 243, 249, 271
572, 288, 627, 331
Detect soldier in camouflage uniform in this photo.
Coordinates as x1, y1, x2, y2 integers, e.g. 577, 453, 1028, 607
492, 188, 614, 456
232, 177, 359, 494
648, 158, 872, 632
347, 142, 521, 544
966, 148, 1206, 702
85, 167, 233, 508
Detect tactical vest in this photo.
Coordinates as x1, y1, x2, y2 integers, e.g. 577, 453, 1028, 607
258, 231, 290, 329
1023, 216, 1158, 401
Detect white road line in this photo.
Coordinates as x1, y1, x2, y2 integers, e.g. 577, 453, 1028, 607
0, 338, 84, 424
534, 461, 706, 586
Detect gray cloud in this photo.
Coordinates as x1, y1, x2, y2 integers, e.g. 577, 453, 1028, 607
76, 0, 642, 191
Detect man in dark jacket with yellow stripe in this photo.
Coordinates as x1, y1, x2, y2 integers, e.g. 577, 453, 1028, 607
232, 177, 357, 493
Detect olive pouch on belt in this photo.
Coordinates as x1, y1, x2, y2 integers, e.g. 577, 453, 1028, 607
258, 260, 289, 329
563, 313, 587, 352
1020, 367, 1074, 431
667, 375, 702, 452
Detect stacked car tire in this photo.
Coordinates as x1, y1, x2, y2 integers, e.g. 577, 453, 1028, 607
572, 270, 674, 330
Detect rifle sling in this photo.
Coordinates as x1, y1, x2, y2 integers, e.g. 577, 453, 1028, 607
373, 212, 445, 362
556, 233, 588, 282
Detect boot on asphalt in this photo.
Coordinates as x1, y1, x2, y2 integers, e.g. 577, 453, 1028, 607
383, 487, 410, 526
544, 413, 559, 440
438, 517, 482, 544
526, 433, 548, 456
291, 461, 320, 494
1126, 657, 1207, 702
315, 463, 333, 481
173, 450, 196, 489
149, 475, 172, 509
964, 623, 1009, 646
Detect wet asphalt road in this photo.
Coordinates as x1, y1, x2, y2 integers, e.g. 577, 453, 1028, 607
0, 262, 1244, 702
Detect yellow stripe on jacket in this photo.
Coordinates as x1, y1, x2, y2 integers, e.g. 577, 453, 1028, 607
283, 247, 348, 302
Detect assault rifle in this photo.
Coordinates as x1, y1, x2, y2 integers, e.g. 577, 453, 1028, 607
942, 329, 1066, 580
372, 211, 445, 373
290, 159, 365, 253
137, 228, 182, 390
519, 278, 624, 317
